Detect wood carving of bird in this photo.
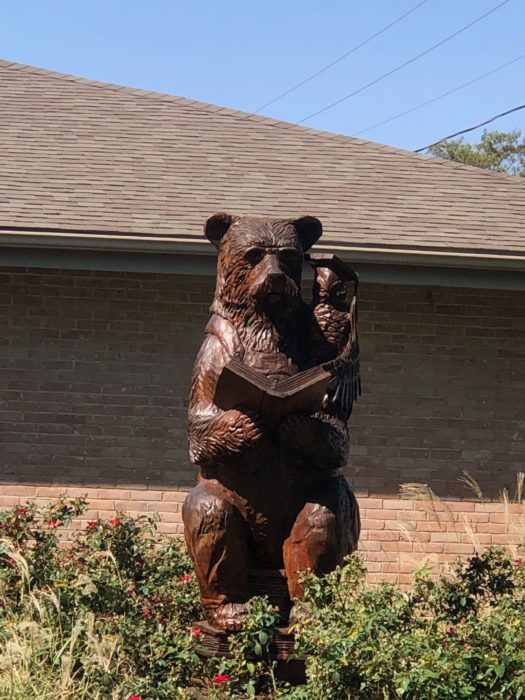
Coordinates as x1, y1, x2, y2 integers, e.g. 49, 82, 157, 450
307, 254, 361, 420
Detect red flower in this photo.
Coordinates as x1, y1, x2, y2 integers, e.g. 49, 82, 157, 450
515, 558, 523, 565
46, 519, 58, 528
16, 506, 26, 514
212, 673, 230, 684
191, 626, 202, 637
128, 696, 142, 700
178, 573, 192, 583
143, 607, 151, 616
86, 521, 97, 531
448, 625, 457, 635
109, 516, 121, 526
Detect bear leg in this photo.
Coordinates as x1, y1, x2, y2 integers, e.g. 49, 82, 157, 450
182, 479, 251, 630
283, 476, 360, 600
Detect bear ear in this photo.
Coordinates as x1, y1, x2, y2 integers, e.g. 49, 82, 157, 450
204, 213, 237, 248
293, 216, 323, 252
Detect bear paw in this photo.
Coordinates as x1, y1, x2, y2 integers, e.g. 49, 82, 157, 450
207, 602, 250, 631
278, 413, 348, 470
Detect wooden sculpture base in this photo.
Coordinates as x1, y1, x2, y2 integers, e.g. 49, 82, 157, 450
191, 621, 305, 686
248, 567, 292, 622
191, 568, 305, 684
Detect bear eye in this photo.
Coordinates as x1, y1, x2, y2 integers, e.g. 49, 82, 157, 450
329, 281, 347, 300
245, 247, 265, 265
278, 248, 301, 265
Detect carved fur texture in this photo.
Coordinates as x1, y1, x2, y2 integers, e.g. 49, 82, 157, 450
184, 214, 360, 630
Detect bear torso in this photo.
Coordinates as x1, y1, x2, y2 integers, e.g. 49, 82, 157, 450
188, 215, 348, 479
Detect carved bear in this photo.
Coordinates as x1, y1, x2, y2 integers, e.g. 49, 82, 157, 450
183, 213, 360, 630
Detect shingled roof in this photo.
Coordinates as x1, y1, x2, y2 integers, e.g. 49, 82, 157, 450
1, 59, 524, 269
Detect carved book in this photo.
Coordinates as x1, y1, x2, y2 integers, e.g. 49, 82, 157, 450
214, 357, 331, 424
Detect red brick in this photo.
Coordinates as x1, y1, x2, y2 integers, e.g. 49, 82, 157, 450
114, 501, 149, 512
358, 498, 383, 509
430, 533, 461, 543
477, 522, 511, 534
490, 512, 525, 524
98, 489, 132, 499
0, 496, 22, 507
444, 501, 477, 512
162, 491, 189, 502
3, 485, 37, 496
442, 543, 478, 555
1, 270, 524, 582
476, 503, 508, 513
383, 499, 415, 511
361, 519, 385, 531
422, 543, 446, 554
148, 502, 180, 513
381, 540, 415, 553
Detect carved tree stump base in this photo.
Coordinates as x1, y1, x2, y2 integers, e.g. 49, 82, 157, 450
191, 621, 306, 686
191, 620, 296, 659
191, 568, 305, 684
248, 567, 292, 623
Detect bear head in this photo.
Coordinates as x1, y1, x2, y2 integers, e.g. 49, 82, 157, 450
205, 213, 322, 319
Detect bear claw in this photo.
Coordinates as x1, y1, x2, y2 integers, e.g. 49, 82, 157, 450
207, 602, 250, 631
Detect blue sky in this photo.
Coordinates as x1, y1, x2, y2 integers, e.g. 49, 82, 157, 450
2, 0, 524, 151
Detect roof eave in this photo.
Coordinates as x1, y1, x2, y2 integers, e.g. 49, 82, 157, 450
1, 229, 524, 272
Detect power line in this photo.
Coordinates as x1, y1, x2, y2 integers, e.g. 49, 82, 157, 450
353, 52, 525, 137
297, 0, 512, 125
414, 103, 525, 152
254, 0, 431, 113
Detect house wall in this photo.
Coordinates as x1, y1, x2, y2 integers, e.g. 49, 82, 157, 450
1, 266, 524, 582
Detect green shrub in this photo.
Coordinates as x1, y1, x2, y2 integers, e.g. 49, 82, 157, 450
1, 497, 525, 699
289, 549, 525, 700
0, 496, 203, 699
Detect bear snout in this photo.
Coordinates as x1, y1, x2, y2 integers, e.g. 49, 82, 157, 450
249, 254, 299, 307
250, 272, 299, 309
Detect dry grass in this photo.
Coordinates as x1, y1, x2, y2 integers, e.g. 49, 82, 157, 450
0, 544, 126, 700
379, 472, 525, 582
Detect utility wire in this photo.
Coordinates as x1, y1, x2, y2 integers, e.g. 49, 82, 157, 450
297, 0, 512, 125
254, 0, 431, 113
415, 103, 525, 152
353, 52, 525, 137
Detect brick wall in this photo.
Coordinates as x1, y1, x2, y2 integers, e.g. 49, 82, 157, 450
1, 267, 524, 580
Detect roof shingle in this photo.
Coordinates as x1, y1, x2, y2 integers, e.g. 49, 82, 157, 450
1, 59, 524, 258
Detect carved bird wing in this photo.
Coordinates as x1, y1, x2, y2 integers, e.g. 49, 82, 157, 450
322, 294, 361, 420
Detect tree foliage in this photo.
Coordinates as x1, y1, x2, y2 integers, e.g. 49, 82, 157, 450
426, 129, 525, 176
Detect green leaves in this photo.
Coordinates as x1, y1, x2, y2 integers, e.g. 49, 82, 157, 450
292, 550, 525, 699
494, 662, 506, 679
427, 129, 525, 177
224, 596, 281, 695
2, 498, 525, 699
0, 498, 202, 699
258, 630, 269, 646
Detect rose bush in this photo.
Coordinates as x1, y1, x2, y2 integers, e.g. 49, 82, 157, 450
287, 548, 525, 700
0, 496, 203, 699
1, 497, 525, 699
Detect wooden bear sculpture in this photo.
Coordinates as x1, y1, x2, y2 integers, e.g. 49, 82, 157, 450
183, 213, 360, 630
